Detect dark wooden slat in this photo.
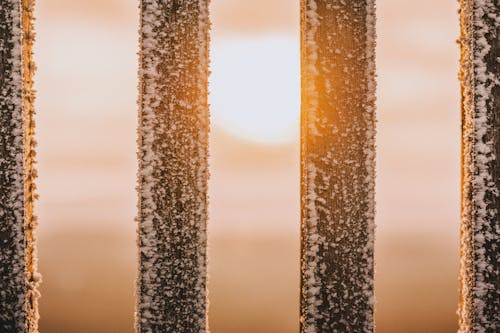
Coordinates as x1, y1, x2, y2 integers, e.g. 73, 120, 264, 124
0, 0, 39, 332
136, 1, 210, 332
458, 1, 499, 332
300, 1, 376, 332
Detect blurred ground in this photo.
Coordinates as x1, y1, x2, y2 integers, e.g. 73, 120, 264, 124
35, 116, 460, 332
39, 231, 458, 333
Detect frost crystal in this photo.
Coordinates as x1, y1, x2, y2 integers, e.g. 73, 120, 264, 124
300, 1, 376, 332
136, 1, 210, 332
458, 1, 499, 332
0, 0, 40, 332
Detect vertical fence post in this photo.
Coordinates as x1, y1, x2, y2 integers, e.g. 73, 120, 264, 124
458, 1, 499, 332
0, 0, 39, 332
300, 1, 376, 332
136, 0, 210, 332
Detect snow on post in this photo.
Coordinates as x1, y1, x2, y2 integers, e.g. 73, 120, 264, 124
458, 1, 499, 332
300, 1, 376, 332
136, 1, 210, 332
0, 0, 39, 332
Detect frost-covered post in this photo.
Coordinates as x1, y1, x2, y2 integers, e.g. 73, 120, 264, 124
300, 1, 376, 332
0, 0, 39, 332
458, 1, 499, 332
136, 1, 210, 332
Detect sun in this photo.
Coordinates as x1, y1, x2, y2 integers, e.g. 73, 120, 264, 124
209, 35, 300, 145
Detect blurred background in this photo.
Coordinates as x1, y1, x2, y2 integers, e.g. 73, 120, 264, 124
34, 0, 460, 332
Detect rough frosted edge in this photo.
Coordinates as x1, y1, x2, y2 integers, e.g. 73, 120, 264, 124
134, 0, 145, 330
458, 0, 475, 330
458, 0, 499, 332
136, 0, 160, 331
304, 0, 319, 137
21, 0, 41, 331
303, 164, 323, 333
196, 1, 210, 332
470, 1, 498, 332
363, 0, 377, 330
0, 0, 31, 331
302, 2, 322, 331
7, 0, 24, 279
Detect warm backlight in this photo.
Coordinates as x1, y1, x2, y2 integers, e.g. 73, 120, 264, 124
210, 35, 300, 144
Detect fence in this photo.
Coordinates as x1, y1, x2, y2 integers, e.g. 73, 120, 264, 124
0, 0, 498, 332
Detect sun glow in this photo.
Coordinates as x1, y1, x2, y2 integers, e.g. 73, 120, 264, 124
209, 35, 300, 144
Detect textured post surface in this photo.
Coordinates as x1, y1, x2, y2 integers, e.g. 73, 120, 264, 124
136, 1, 210, 332
300, 1, 376, 332
0, 0, 39, 332
458, 1, 499, 332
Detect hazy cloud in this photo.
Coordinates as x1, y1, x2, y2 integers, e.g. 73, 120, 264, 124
211, 0, 298, 35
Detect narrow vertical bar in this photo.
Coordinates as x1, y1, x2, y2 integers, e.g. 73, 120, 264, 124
136, 1, 210, 332
300, 1, 376, 332
458, 1, 499, 332
0, 0, 39, 332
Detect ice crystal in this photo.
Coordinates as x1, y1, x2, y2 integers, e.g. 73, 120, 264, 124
0, 0, 40, 332
458, 1, 499, 332
300, 1, 376, 332
136, 1, 210, 332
